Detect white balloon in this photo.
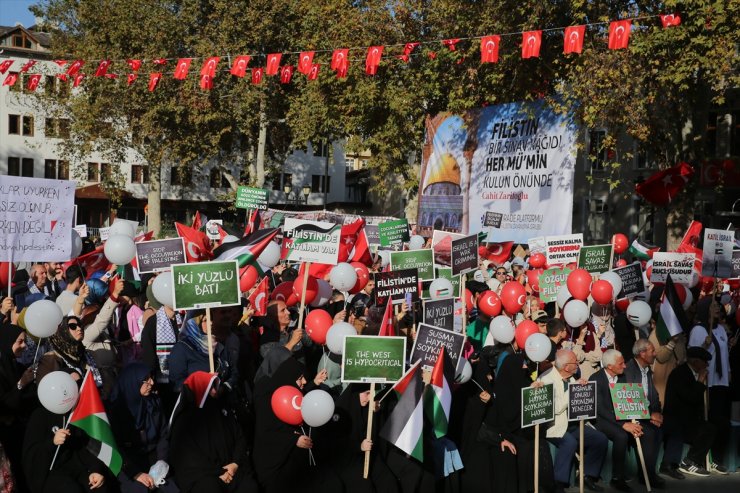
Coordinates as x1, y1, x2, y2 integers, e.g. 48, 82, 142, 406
222, 235, 239, 244
329, 263, 357, 292
556, 285, 572, 309
37, 371, 79, 414
152, 271, 174, 308
600, 271, 623, 299
377, 250, 390, 268
686, 270, 700, 288
110, 221, 136, 238
563, 299, 589, 327
489, 315, 515, 344
408, 235, 426, 250
524, 332, 551, 362
626, 300, 652, 327
70, 229, 83, 259
682, 288, 693, 311
258, 241, 282, 269
429, 278, 454, 299
326, 322, 356, 354
301, 389, 335, 427
456, 360, 473, 384
104, 234, 136, 265
25, 299, 63, 338
310, 279, 333, 307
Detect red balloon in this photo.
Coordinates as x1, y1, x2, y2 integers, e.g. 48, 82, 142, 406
515, 320, 539, 349
526, 269, 542, 293
615, 259, 627, 268
529, 253, 546, 269
477, 291, 502, 318
305, 309, 333, 344
271, 385, 303, 425
0, 262, 16, 290
239, 265, 259, 293
292, 276, 319, 305
728, 279, 740, 290
500, 281, 527, 315
615, 298, 630, 312
591, 280, 613, 305
349, 262, 370, 294
700, 277, 715, 293
566, 269, 592, 301
464, 289, 474, 314
612, 234, 629, 255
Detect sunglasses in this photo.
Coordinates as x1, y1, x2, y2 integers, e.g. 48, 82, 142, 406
495, 272, 507, 276
68, 323, 81, 330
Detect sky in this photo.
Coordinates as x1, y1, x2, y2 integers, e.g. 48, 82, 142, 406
0, 0, 37, 27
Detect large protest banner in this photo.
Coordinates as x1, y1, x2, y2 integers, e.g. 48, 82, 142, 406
283, 218, 341, 264
0, 176, 76, 261
701, 228, 734, 278
341, 336, 406, 383
172, 260, 240, 310
733, 250, 740, 278
417, 100, 578, 243
410, 323, 465, 371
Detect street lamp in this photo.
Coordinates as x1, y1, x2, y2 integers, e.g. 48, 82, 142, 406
302, 185, 311, 204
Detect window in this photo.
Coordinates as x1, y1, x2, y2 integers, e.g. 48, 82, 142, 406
170, 165, 191, 186
585, 198, 607, 243
45, 75, 56, 94
7, 157, 20, 176
87, 162, 100, 182
131, 164, 148, 184
11, 32, 33, 49
45, 118, 56, 138
360, 159, 369, 168
22, 116, 34, 137
21, 158, 34, 177
634, 145, 653, 170
313, 141, 329, 157
8, 115, 20, 135
45, 160, 69, 180
58, 119, 70, 138
588, 130, 609, 171
311, 174, 331, 193
209, 168, 230, 188
101, 163, 112, 180
345, 158, 355, 172
273, 173, 292, 191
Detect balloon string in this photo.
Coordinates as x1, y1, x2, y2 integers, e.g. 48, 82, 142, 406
49, 414, 69, 471
300, 425, 316, 466
470, 378, 486, 393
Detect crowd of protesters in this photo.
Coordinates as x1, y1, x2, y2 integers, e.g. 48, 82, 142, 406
0, 233, 739, 493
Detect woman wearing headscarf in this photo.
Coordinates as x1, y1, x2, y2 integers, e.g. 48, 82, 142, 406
109, 362, 178, 493
256, 301, 304, 360
35, 316, 103, 390
168, 371, 256, 493
140, 302, 180, 413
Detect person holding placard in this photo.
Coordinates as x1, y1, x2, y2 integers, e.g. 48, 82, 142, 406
540, 349, 607, 493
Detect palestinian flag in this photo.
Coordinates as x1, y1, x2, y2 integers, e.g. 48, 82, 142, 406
656, 275, 687, 344
628, 238, 659, 260
68, 371, 122, 475
387, 360, 421, 398
213, 228, 279, 268
424, 348, 454, 438
379, 363, 424, 461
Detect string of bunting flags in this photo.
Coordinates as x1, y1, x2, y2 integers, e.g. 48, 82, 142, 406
0, 13, 681, 92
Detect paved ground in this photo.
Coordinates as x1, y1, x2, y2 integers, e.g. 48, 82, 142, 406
564, 469, 740, 493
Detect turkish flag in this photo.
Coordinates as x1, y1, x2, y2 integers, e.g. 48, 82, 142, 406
94, 60, 111, 77
660, 13, 681, 28
73, 73, 85, 87
148, 72, 162, 92
173, 58, 192, 79
522, 31, 542, 58
307, 64, 320, 81
0, 60, 14, 74
192, 210, 204, 231
608, 20, 631, 50
127, 73, 137, 86
365, 46, 384, 75
199, 74, 213, 90
442, 38, 460, 51
66, 60, 85, 76
175, 222, 213, 263
20, 60, 36, 73
57, 74, 68, 82
2, 73, 18, 87
266, 53, 282, 75
336, 219, 367, 264
200, 57, 220, 78
279, 65, 294, 84
127, 59, 142, 71
331, 48, 349, 77
152, 58, 168, 65
397, 42, 419, 62
480, 35, 500, 63
478, 241, 515, 265
297, 51, 314, 74
230, 55, 251, 77
635, 161, 694, 206
378, 301, 396, 337
248, 276, 270, 316
54, 60, 69, 68
564, 25, 585, 54
64, 245, 109, 279
676, 220, 703, 261
26, 74, 41, 91
104, 73, 118, 79
252, 67, 264, 84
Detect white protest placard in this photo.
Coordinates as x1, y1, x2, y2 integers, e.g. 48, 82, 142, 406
0, 176, 76, 261
99, 226, 111, 241
283, 218, 342, 264
73, 225, 88, 238
528, 236, 547, 255
651, 252, 695, 284
545, 233, 583, 265
113, 218, 140, 235
701, 228, 734, 278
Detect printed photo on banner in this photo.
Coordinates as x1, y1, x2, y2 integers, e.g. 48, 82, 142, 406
417, 100, 579, 243
650, 252, 695, 284
545, 233, 583, 265
431, 230, 464, 267
701, 228, 734, 278
410, 323, 465, 371
528, 236, 547, 255
341, 336, 406, 384
282, 218, 341, 265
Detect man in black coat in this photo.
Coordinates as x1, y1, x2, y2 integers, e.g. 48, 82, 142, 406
623, 339, 664, 486
590, 349, 648, 492
662, 346, 716, 477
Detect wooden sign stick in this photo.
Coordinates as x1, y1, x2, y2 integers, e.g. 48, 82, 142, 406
633, 419, 651, 492
363, 382, 376, 479
296, 262, 312, 331
206, 307, 215, 373
534, 422, 540, 493
579, 420, 585, 493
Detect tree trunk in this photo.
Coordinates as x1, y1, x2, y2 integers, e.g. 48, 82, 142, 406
148, 162, 162, 237
256, 101, 267, 187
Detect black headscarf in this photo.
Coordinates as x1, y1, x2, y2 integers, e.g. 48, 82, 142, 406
110, 363, 163, 446
48, 316, 85, 368
0, 324, 24, 381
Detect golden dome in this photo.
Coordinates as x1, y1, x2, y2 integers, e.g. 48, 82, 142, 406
425, 153, 460, 188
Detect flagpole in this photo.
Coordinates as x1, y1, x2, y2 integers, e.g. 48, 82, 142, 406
7, 253, 11, 298
49, 414, 70, 471
297, 262, 311, 332
460, 275, 467, 331
363, 382, 376, 479
206, 307, 215, 373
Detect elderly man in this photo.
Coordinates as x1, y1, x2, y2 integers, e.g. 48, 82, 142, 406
27, 263, 62, 300
540, 349, 607, 492
624, 339, 664, 485
590, 349, 655, 491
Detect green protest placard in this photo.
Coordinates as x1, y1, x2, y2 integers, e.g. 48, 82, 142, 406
341, 335, 407, 383
391, 249, 434, 280
538, 267, 572, 303
172, 260, 240, 310
378, 219, 410, 247
609, 383, 650, 420
235, 186, 269, 210
578, 244, 613, 274
521, 384, 555, 428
